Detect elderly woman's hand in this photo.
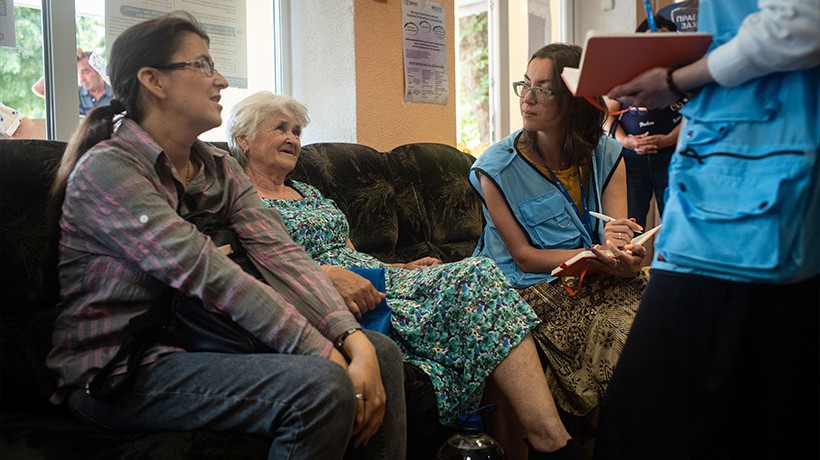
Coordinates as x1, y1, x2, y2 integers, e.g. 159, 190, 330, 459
399, 257, 443, 269
338, 331, 386, 448
321, 265, 385, 318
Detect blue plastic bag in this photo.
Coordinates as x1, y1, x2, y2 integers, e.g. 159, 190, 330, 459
346, 267, 392, 335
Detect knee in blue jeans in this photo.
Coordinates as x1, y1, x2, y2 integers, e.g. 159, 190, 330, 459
364, 331, 403, 369
314, 360, 358, 418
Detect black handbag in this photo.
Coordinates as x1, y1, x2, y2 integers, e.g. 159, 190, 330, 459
162, 206, 272, 354
86, 191, 271, 400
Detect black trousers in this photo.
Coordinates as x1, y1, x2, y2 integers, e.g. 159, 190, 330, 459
594, 270, 819, 460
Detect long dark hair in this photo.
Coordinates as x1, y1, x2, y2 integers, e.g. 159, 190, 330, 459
519, 43, 604, 167
45, 12, 209, 302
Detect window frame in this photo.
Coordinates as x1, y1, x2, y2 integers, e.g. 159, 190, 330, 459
38, 0, 287, 141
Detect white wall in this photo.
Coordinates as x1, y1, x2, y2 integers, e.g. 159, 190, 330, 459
285, 0, 637, 146
572, 0, 636, 43
503, 0, 635, 136
289, 1, 357, 144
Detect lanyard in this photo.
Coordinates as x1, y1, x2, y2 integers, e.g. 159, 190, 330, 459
544, 165, 594, 237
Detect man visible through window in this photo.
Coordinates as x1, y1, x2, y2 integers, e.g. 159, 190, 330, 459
32, 48, 114, 116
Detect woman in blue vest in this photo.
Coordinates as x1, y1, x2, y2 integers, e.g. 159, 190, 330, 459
470, 43, 650, 455
595, 1, 819, 458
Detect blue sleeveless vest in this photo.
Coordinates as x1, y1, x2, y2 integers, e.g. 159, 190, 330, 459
652, 0, 820, 282
469, 130, 622, 287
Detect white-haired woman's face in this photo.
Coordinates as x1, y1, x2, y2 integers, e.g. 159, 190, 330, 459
239, 114, 303, 177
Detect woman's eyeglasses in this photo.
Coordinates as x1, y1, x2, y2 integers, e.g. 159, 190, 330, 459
154, 59, 216, 77
514, 80, 633, 115
513, 81, 557, 102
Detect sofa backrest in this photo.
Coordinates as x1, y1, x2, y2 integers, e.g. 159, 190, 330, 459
388, 143, 484, 263
0, 140, 62, 314
293, 142, 483, 263
0, 140, 482, 317
0, 139, 64, 409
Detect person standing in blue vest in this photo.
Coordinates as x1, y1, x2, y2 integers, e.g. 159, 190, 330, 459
594, 0, 819, 458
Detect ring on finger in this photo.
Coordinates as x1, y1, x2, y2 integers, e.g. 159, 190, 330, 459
610, 259, 619, 268
355, 393, 366, 401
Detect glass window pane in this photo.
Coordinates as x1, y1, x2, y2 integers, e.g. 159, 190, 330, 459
97, 0, 278, 142
0, 1, 46, 138
456, 2, 490, 157
6, 0, 282, 142
76, 0, 109, 117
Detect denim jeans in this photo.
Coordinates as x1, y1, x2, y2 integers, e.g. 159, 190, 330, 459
68, 331, 406, 460
623, 148, 673, 228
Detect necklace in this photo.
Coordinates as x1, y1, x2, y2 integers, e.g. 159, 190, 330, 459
184, 159, 193, 187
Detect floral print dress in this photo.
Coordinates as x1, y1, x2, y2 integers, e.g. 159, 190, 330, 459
262, 180, 539, 425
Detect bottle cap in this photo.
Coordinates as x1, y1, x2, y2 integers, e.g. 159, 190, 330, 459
456, 404, 497, 434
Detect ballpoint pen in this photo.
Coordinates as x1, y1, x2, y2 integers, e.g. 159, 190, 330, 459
589, 211, 616, 223
589, 211, 644, 233
643, 0, 658, 32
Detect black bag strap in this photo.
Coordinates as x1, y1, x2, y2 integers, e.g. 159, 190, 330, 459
84, 290, 172, 400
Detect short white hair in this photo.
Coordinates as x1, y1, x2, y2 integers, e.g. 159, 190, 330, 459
225, 91, 310, 167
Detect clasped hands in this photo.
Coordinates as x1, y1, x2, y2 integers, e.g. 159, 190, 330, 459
623, 132, 671, 155
589, 218, 647, 277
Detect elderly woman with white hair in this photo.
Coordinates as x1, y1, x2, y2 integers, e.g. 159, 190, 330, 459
226, 90, 590, 460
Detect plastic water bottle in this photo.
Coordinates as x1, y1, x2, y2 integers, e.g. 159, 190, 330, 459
436, 404, 506, 460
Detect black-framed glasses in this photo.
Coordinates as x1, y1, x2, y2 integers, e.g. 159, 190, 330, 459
513, 81, 557, 102
154, 59, 216, 77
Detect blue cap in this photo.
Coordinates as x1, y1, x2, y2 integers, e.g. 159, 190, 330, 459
456, 404, 497, 434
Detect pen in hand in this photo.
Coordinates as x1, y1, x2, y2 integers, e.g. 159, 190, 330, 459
589, 211, 643, 234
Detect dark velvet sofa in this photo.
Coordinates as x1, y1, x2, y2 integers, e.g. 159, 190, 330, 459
0, 139, 484, 459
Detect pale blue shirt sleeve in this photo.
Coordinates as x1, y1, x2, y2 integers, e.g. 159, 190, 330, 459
707, 0, 820, 87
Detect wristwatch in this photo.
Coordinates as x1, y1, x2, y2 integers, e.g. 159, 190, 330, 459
333, 327, 362, 361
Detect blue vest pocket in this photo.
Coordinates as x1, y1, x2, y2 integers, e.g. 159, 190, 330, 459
519, 192, 578, 248
660, 157, 810, 277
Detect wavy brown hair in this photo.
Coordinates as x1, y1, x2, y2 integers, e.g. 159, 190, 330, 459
519, 43, 605, 167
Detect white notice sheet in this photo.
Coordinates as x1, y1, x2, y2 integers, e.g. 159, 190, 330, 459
401, 0, 448, 105
105, 0, 248, 88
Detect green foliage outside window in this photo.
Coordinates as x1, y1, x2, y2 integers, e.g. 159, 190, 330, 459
0, 5, 105, 119
0, 6, 44, 118
457, 11, 489, 156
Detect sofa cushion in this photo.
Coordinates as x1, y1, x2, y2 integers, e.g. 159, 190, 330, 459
0, 410, 270, 459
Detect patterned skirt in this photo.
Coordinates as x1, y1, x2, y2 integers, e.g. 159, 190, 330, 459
386, 256, 538, 426
516, 267, 650, 416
